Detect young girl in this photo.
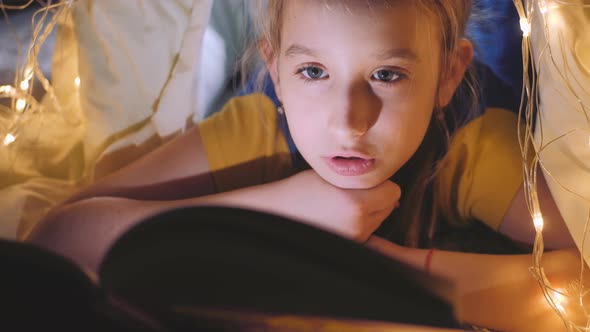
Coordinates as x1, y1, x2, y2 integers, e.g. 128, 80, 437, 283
29, 0, 580, 330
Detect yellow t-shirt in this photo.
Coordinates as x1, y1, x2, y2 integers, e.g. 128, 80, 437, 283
198, 93, 295, 192
435, 107, 524, 230
198, 93, 523, 230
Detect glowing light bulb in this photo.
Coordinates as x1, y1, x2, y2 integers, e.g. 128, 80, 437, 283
19, 66, 34, 91
74, 77, 80, 87
553, 290, 566, 313
23, 66, 33, 80
0, 85, 13, 94
15, 99, 26, 112
520, 18, 531, 37
3, 133, 16, 146
19, 80, 29, 90
533, 212, 544, 232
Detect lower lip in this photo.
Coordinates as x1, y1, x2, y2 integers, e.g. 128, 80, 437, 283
324, 157, 376, 176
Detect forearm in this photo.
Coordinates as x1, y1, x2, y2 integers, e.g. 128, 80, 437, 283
367, 236, 582, 332
63, 126, 213, 204
64, 171, 217, 204
28, 178, 307, 272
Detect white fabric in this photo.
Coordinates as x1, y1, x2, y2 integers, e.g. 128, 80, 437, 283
73, 0, 213, 159
531, 1, 590, 262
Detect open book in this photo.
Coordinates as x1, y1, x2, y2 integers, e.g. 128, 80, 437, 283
2, 207, 461, 331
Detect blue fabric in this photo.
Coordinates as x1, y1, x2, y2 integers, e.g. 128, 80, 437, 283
476, 62, 521, 113
239, 72, 280, 106
469, 0, 523, 107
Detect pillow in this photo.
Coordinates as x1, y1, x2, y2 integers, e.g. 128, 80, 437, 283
530, 1, 590, 262
0, 0, 215, 239
71, 0, 213, 166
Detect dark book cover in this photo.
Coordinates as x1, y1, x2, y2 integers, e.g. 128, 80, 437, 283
1, 207, 463, 331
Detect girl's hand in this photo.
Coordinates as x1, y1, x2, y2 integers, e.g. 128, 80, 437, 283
278, 170, 401, 242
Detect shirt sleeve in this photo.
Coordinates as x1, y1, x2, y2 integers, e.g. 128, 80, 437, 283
197, 93, 293, 192
435, 108, 524, 230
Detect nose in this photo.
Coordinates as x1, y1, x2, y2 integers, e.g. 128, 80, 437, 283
328, 81, 381, 139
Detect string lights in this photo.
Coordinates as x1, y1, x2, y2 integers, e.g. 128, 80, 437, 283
2, 133, 16, 146
514, 0, 590, 330
0, 1, 74, 147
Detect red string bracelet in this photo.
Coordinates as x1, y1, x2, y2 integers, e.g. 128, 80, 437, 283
424, 248, 435, 274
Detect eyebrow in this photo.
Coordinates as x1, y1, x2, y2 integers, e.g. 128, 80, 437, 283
284, 43, 420, 62
284, 44, 318, 58
375, 48, 420, 62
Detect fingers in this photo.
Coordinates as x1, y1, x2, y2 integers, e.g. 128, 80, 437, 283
366, 180, 401, 213
361, 181, 400, 240
351, 207, 393, 243
368, 206, 393, 227
378, 180, 402, 201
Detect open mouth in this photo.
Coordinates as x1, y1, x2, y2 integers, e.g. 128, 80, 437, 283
324, 156, 376, 176
334, 156, 363, 160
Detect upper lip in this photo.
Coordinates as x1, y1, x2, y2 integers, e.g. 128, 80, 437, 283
328, 150, 374, 159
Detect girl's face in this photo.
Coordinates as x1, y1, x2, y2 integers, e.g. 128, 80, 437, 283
269, 0, 458, 189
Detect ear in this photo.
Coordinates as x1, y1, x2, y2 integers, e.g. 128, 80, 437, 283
260, 40, 282, 101
437, 39, 474, 108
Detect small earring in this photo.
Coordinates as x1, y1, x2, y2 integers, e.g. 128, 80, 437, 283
277, 103, 284, 115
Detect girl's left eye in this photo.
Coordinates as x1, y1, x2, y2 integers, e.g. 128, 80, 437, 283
371, 70, 403, 83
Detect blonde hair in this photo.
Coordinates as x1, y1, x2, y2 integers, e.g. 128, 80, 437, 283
242, 0, 478, 247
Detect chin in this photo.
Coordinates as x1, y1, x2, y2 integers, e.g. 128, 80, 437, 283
319, 171, 385, 190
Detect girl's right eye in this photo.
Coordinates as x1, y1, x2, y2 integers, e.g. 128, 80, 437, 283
297, 66, 329, 80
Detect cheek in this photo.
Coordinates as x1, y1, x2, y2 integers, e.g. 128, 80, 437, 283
380, 117, 425, 151
379, 98, 434, 154
282, 99, 318, 145
280, 82, 326, 134
286, 110, 312, 136
381, 89, 434, 129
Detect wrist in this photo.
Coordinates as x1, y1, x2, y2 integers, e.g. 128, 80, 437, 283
424, 248, 436, 275
367, 237, 438, 274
